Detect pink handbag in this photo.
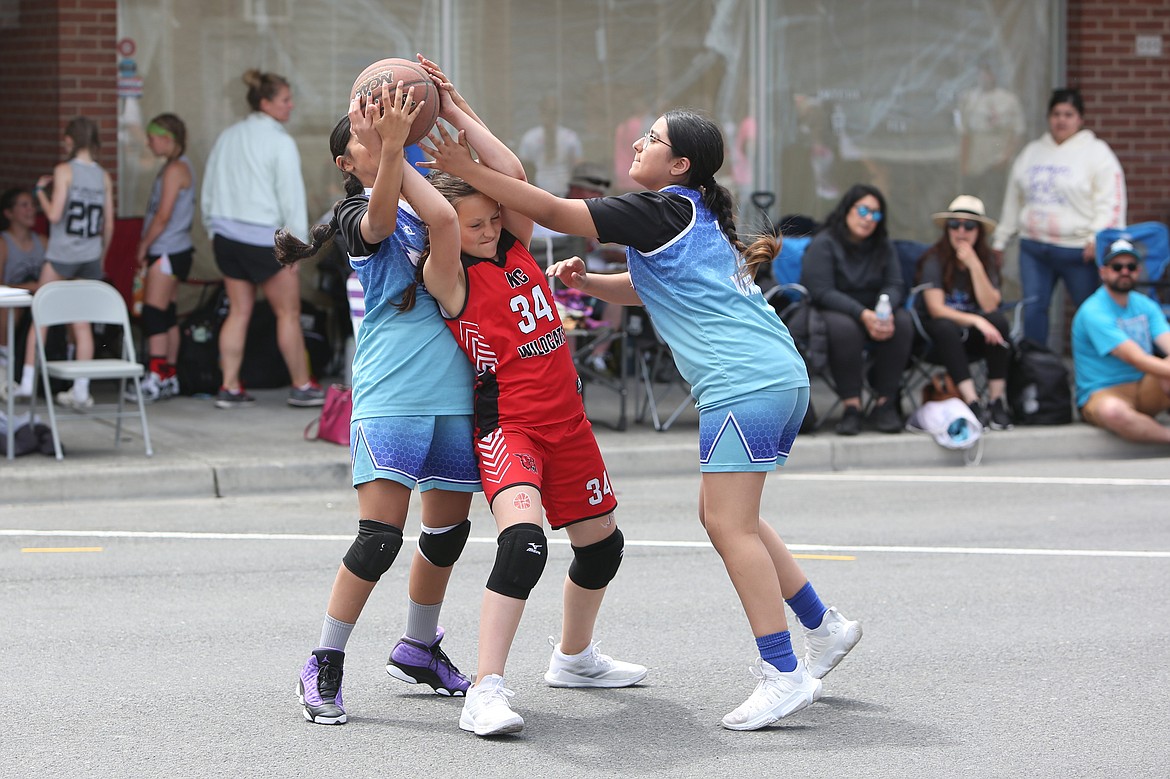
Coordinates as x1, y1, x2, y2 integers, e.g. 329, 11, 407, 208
304, 384, 352, 446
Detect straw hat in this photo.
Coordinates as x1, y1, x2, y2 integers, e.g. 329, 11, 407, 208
931, 195, 997, 232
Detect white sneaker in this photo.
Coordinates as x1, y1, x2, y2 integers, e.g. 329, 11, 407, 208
721, 658, 821, 731
544, 639, 647, 688
125, 373, 162, 403
802, 606, 862, 680
160, 374, 180, 399
56, 390, 94, 410
459, 674, 524, 736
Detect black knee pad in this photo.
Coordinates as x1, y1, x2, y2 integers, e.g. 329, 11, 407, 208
568, 527, 624, 590
342, 519, 403, 582
486, 523, 548, 600
166, 302, 177, 328
141, 304, 171, 337
417, 519, 471, 568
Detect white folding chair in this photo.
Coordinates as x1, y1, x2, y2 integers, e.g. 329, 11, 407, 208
32, 280, 153, 460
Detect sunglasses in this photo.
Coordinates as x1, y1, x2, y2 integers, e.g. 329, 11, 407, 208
640, 129, 673, 150
855, 204, 882, 222
1108, 262, 1139, 273
947, 219, 980, 231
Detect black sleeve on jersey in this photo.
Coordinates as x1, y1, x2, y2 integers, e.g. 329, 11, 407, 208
585, 191, 694, 253
335, 194, 378, 257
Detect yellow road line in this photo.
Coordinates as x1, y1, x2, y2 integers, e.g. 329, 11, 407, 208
21, 547, 104, 554
793, 553, 855, 561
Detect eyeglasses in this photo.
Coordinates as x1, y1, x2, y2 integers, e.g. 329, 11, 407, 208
1108, 262, 1139, 273
947, 219, 979, 231
640, 129, 673, 150
855, 204, 883, 222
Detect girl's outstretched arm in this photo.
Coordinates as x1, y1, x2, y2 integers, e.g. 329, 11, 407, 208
356, 81, 421, 244
417, 56, 532, 245
421, 125, 597, 241
546, 257, 642, 306
403, 165, 464, 315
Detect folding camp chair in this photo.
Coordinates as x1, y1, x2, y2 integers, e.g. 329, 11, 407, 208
629, 308, 693, 431
31, 280, 153, 460
1095, 222, 1170, 314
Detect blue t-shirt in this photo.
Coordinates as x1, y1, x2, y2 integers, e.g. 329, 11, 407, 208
1071, 286, 1170, 407
337, 193, 473, 420
587, 186, 808, 408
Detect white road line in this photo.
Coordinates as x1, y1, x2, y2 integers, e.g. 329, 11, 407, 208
2, 529, 1168, 559
783, 473, 1170, 487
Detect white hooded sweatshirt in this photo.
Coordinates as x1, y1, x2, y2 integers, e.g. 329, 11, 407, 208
992, 129, 1126, 251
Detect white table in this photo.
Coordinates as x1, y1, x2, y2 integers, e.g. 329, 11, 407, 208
1, 288, 33, 459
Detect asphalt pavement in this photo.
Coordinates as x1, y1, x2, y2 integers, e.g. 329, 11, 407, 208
5, 455, 1169, 778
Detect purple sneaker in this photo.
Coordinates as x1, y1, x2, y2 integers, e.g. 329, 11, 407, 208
386, 626, 470, 697
297, 648, 346, 724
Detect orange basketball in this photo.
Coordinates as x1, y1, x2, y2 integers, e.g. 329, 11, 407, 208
350, 58, 440, 146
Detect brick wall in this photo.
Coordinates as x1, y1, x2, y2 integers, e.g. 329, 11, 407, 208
1067, 0, 1170, 224
0, 0, 117, 197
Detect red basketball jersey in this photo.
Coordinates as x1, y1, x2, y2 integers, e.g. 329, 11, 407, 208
445, 231, 583, 436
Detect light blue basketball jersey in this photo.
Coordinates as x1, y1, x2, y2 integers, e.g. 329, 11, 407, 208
625, 186, 808, 408
349, 203, 473, 419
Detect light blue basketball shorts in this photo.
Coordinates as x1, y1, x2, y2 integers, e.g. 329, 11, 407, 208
698, 387, 808, 473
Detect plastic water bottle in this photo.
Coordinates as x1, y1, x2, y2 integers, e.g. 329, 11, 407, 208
875, 293, 892, 322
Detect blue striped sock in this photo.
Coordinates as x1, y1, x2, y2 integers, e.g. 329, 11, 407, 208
786, 581, 828, 630
755, 630, 797, 672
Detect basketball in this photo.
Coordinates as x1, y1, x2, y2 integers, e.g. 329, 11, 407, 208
350, 58, 440, 146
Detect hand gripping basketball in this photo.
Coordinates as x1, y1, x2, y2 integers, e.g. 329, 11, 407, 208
350, 58, 439, 146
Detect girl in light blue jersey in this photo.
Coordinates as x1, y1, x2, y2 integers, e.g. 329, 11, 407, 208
275, 76, 480, 726
425, 108, 862, 731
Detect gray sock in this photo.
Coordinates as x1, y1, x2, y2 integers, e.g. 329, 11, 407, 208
318, 614, 356, 651
404, 599, 442, 646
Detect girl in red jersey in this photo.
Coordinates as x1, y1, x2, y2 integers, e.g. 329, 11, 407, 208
413, 56, 646, 738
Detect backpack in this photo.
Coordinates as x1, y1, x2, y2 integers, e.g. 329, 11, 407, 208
1007, 339, 1073, 425
176, 284, 228, 396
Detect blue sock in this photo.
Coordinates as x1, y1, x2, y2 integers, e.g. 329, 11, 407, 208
786, 581, 828, 630
755, 630, 797, 672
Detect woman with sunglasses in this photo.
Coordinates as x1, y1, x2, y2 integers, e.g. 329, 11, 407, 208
991, 88, 1127, 348
915, 196, 1013, 430
801, 183, 914, 435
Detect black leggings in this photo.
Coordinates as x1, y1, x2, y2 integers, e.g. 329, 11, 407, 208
920, 310, 1012, 385
821, 308, 915, 399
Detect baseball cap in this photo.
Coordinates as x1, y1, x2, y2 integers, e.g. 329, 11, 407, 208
1103, 238, 1141, 265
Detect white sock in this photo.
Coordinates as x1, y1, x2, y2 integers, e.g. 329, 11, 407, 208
73, 378, 90, 399
18, 365, 34, 394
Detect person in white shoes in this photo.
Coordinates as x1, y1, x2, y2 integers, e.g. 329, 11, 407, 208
414, 56, 646, 739
428, 107, 861, 732
26, 116, 115, 409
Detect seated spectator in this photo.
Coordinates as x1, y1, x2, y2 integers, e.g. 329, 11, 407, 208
1072, 238, 1170, 443
801, 184, 914, 435
915, 196, 1013, 430
0, 188, 47, 374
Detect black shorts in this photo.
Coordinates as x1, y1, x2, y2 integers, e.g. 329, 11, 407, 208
213, 234, 281, 284
147, 248, 194, 282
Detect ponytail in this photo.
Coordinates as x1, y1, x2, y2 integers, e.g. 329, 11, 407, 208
275, 220, 339, 267
703, 179, 745, 255
740, 233, 782, 281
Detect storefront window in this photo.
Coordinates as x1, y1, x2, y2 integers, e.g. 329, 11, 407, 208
117, 0, 1057, 262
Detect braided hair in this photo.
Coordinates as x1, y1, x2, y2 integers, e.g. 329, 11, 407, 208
662, 110, 782, 278
274, 115, 361, 267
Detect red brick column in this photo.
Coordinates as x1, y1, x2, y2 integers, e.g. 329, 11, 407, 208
1067, 0, 1170, 224
0, 0, 117, 197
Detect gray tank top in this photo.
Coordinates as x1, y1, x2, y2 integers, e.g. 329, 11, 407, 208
46, 158, 106, 264
144, 155, 196, 256
2, 231, 46, 284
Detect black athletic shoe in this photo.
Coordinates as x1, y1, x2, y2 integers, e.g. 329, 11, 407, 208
989, 398, 1014, 431
871, 401, 903, 434
835, 406, 863, 436
968, 400, 991, 428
